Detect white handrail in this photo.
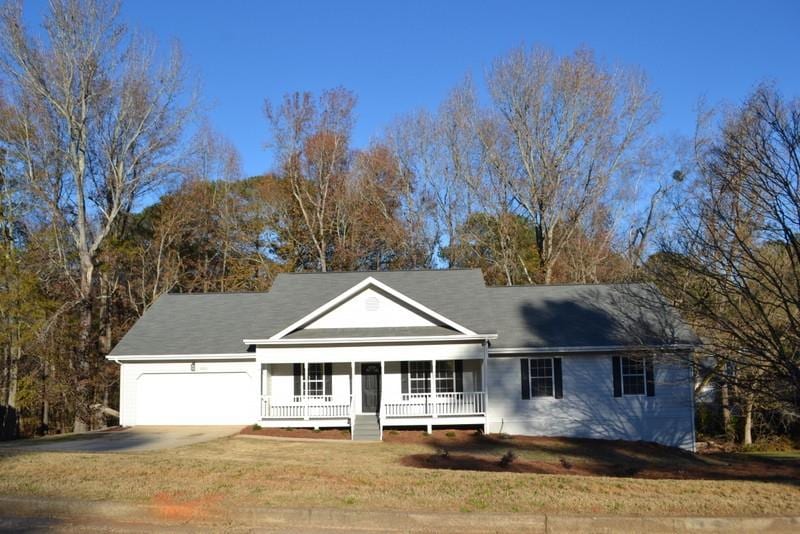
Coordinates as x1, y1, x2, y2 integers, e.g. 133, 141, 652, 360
385, 392, 485, 417
261, 395, 350, 419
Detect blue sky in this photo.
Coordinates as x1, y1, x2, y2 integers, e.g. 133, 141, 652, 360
26, 0, 800, 177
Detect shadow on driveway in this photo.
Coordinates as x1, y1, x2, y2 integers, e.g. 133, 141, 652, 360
0, 426, 241, 453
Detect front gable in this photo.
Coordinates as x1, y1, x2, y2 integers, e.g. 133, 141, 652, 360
304, 287, 439, 330
270, 276, 477, 340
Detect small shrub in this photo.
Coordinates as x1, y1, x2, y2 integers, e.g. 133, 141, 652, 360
499, 450, 516, 468
389, 430, 399, 435
445, 431, 456, 438
559, 457, 573, 470
437, 447, 450, 458
422, 431, 431, 436
744, 435, 796, 452
251, 423, 262, 431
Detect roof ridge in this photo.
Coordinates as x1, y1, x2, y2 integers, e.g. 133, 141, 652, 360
163, 291, 270, 296
276, 268, 482, 275
487, 282, 649, 289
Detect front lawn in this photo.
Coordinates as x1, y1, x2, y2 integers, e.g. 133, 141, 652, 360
1, 430, 798, 517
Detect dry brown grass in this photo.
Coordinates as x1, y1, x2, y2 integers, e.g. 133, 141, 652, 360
1, 434, 798, 517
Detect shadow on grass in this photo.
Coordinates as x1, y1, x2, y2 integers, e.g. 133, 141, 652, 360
395, 430, 800, 486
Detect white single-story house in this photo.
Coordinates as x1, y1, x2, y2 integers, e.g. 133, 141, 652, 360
107, 269, 699, 449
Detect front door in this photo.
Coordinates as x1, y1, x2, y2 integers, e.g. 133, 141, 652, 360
361, 363, 381, 413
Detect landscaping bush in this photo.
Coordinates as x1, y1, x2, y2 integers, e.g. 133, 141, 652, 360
499, 450, 516, 468
744, 435, 797, 452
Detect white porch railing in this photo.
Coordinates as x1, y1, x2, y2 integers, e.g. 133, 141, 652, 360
261, 395, 351, 419
384, 392, 485, 417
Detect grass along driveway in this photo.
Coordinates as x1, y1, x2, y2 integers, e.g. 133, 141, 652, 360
0, 431, 798, 517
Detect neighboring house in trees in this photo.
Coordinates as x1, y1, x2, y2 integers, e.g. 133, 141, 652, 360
107, 269, 699, 449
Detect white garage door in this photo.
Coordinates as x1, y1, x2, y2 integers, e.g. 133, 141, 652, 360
135, 372, 253, 425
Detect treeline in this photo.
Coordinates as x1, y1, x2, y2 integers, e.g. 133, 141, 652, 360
0, 0, 798, 447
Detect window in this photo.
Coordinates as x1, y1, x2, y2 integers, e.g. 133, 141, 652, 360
528, 358, 554, 397
409, 361, 431, 394
620, 356, 646, 396
435, 361, 456, 393
303, 363, 325, 396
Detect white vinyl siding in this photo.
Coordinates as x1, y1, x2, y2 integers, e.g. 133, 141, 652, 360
486, 353, 695, 450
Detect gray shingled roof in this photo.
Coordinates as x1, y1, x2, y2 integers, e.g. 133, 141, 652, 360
110, 293, 271, 355
486, 283, 700, 350
109, 269, 699, 357
261, 269, 491, 336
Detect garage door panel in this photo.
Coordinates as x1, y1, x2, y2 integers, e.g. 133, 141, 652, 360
135, 372, 252, 425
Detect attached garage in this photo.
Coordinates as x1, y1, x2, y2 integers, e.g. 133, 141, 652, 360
118, 360, 259, 426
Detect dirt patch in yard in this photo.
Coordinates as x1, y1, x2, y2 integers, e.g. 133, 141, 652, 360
393, 428, 800, 484
240, 426, 350, 440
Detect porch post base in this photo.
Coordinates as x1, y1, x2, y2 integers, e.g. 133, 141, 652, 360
426, 423, 432, 434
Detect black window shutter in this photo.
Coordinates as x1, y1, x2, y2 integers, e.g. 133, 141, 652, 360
520, 358, 530, 400
645, 356, 655, 397
455, 360, 464, 392
553, 358, 563, 399
293, 363, 302, 396
612, 356, 622, 397
401, 361, 409, 394
324, 363, 333, 396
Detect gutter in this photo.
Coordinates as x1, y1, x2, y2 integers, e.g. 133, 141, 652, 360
105, 353, 255, 362
244, 334, 498, 346
488, 344, 697, 355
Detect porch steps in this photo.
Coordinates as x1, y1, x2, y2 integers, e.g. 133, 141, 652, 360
352, 414, 381, 441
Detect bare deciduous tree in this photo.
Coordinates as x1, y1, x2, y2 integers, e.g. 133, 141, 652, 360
653, 86, 800, 444
0, 0, 193, 430
264, 89, 355, 272
485, 46, 659, 283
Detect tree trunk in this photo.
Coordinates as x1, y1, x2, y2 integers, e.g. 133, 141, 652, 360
720, 382, 732, 439
742, 395, 754, 446
73, 259, 95, 433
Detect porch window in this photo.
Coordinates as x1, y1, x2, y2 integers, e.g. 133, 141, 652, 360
435, 361, 456, 393
294, 363, 331, 397
409, 361, 431, 394
620, 356, 646, 396
528, 358, 554, 397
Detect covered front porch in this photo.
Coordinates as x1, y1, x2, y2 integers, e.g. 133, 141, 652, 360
258, 357, 487, 437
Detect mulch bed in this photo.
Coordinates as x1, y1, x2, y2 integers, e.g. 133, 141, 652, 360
388, 428, 800, 482
240, 426, 350, 440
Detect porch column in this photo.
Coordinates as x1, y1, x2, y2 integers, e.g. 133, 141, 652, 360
303, 362, 309, 420
431, 359, 437, 418
350, 361, 355, 420
482, 340, 489, 430
379, 360, 385, 420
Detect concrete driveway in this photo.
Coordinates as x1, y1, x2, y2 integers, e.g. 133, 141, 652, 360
0, 426, 240, 453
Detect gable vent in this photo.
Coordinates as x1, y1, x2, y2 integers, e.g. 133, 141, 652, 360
365, 295, 380, 312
